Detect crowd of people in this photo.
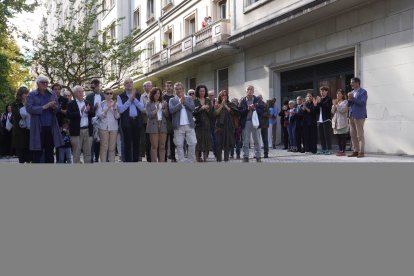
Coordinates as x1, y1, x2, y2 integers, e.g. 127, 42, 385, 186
0, 75, 367, 163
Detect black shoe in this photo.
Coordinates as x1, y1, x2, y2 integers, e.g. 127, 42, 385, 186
243, 157, 249, 162
264, 153, 268, 158
256, 157, 262, 163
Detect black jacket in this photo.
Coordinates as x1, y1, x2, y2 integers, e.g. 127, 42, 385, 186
315, 96, 333, 121
66, 99, 95, 136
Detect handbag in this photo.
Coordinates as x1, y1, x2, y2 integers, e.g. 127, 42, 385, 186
252, 110, 259, 128
19, 118, 27, 129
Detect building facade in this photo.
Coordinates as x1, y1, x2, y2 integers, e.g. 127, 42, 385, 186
45, 0, 414, 155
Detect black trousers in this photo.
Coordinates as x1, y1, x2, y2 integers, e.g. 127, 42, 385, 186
317, 121, 332, 151
281, 126, 289, 149
165, 131, 176, 161
32, 126, 55, 163
91, 140, 100, 162
261, 127, 269, 155
122, 125, 141, 162
296, 124, 304, 152
303, 124, 317, 154
215, 133, 230, 162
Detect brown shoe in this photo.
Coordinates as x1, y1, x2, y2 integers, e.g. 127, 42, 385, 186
357, 153, 365, 158
347, 152, 359, 157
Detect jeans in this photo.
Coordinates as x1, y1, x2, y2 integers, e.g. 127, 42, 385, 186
242, 121, 261, 159
174, 125, 197, 162
287, 123, 296, 148
58, 147, 72, 163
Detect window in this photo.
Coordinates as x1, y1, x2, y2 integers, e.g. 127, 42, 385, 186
147, 41, 155, 58
133, 8, 140, 29
245, 0, 260, 6
110, 24, 116, 41
162, 0, 173, 8
219, 0, 227, 19
185, 14, 196, 36
217, 68, 228, 92
147, 0, 155, 20
189, 78, 197, 90
163, 30, 173, 47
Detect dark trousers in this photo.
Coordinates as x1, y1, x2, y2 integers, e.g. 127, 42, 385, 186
260, 127, 269, 155
17, 148, 31, 163
303, 124, 317, 153
32, 126, 55, 163
296, 124, 304, 152
230, 138, 242, 158
211, 129, 217, 157
140, 125, 151, 161
122, 125, 141, 162
281, 126, 289, 149
215, 133, 230, 162
336, 134, 347, 152
318, 121, 332, 151
165, 131, 176, 161
91, 140, 100, 162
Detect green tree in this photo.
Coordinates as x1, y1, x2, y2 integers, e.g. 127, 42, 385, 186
0, 0, 38, 112
0, 34, 31, 112
31, 0, 143, 92
0, 0, 38, 34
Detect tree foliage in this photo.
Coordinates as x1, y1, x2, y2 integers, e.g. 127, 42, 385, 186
0, 0, 37, 111
31, 0, 143, 92
0, 0, 38, 34
0, 33, 31, 112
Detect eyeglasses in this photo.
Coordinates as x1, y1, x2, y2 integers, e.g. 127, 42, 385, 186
189, 93, 194, 95
105, 92, 113, 95
40, 81, 49, 84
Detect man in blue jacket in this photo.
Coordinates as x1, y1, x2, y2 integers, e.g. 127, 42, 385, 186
347, 77, 368, 158
239, 85, 264, 162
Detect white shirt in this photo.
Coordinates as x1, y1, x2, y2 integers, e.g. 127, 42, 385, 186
318, 107, 323, 123
76, 99, 89, 127
156, 103, 163, 121
179, 98, 189, 126
94, 93, 101, 106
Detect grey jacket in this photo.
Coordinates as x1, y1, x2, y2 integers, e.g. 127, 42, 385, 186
168, 96, 195, 130
146, 102, 168, 133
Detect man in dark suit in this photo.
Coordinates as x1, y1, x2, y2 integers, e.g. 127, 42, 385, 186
116, 77, 145, 162
66, 85, 95, 163
85, 79, 104, 162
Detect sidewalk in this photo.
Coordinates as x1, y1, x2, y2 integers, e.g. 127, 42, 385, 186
1, 148, 413, 163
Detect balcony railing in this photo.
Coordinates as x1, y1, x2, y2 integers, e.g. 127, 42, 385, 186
148, 19, 231, 72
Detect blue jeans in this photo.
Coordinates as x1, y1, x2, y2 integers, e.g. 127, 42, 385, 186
58, 147, 72, 163
287, 123, 296, 148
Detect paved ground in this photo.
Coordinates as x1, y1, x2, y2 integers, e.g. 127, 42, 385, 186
1, 147, 414, 163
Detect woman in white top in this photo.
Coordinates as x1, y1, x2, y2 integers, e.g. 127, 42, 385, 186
331, 89, 349, 156
97, 88, 120, 162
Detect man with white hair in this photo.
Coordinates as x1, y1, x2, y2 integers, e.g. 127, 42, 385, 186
140, 80, 152, 162
66, 85, 95, 163
239, 85, 264, 162
117, 77, 145, 162
169, 82, 197, 162
26, 75, 64, 163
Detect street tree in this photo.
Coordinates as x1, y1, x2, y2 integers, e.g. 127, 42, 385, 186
31, 0, 143, 92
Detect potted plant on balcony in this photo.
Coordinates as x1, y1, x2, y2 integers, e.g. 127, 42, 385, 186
162, 40, 168, 49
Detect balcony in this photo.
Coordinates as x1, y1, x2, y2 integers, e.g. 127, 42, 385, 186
147, 19, 231, 73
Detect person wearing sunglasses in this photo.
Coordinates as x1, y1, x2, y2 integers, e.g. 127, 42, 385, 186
96, 88, 120, 162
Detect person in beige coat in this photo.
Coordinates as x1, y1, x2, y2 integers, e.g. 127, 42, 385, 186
331, 89, 349, 156
146, 87, 169, 162
97, 88, 120, 162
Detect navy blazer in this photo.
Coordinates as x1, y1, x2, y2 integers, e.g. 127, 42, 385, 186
239, 95, 264, 129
